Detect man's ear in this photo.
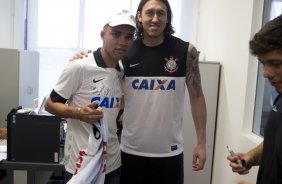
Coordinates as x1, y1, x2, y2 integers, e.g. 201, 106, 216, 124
137, 11, 142, 22
100, 30, 105, 39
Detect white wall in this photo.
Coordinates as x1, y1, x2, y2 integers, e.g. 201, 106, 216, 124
0, 0, 13, 48
174, 1, 265, 183
196, 0, 265, 183
0, 0, 25, 49
175, 0, 199, 44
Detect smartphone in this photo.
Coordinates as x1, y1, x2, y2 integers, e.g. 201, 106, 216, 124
227, 146, 243, 166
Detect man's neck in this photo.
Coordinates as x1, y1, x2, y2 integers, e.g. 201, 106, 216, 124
142, 34, 165, 47
100, 48, 118, 68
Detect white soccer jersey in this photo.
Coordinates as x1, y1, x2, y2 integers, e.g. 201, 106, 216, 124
122, 76, 185, 157
67, 117, 108, 184
54, 50, 123, 174
120, 37, 189, 157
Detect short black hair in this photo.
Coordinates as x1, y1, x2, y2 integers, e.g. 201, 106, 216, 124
249, 14, 282, 56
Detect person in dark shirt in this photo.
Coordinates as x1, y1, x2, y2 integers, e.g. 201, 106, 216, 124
227, 14, 282, 184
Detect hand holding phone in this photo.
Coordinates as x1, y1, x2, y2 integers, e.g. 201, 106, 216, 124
227, 146, 243, 166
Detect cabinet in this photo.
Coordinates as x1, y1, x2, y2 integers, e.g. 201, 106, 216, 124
0, 48, 39, 127
183, 62, 220, 184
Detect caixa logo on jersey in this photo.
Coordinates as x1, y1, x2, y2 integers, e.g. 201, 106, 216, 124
91, 97, 121, 108
132, 79, 175, 90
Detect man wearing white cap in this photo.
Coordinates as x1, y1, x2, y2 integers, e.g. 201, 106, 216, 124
45, 9, 136, 184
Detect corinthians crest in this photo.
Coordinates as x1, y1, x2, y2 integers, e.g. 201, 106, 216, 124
164, 56, 178, 73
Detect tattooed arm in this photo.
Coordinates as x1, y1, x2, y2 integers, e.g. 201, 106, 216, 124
186, 43, 207, 171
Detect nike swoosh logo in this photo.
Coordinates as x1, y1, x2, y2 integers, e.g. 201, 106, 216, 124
273, 105, 278, 112
93, 78, 104, 83
130, 63, 140, 67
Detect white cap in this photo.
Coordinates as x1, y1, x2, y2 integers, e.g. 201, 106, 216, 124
104, 10, 136, 29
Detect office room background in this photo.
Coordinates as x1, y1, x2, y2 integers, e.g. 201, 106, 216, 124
0, 0, 282, 183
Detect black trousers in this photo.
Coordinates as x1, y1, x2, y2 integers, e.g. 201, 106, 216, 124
120, 151, 183, 184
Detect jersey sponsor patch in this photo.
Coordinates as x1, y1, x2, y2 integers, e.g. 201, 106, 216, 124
91, 96, 121, 108
132, 79, 176, 90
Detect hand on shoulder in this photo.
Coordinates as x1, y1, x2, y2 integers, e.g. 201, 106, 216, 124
0, 128, 7, 139
70, 50, 92, 61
